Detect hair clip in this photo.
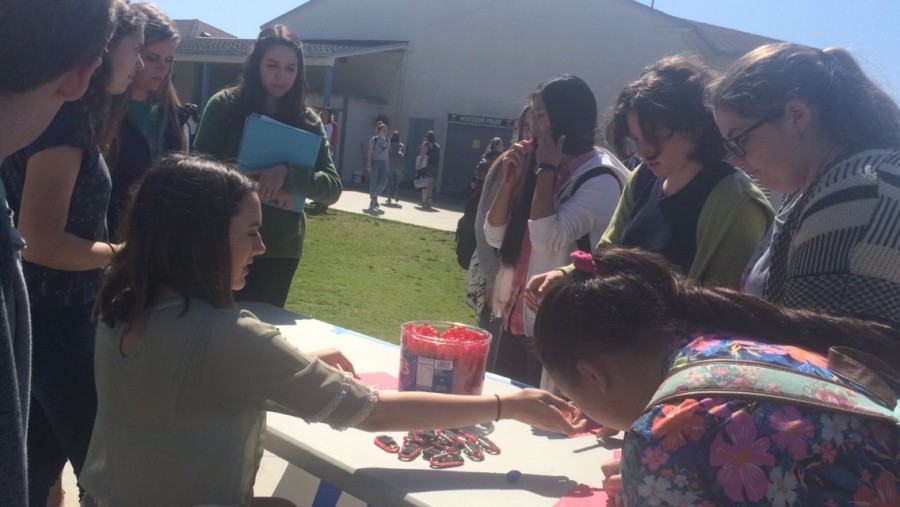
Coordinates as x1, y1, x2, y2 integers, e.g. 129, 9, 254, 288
571, 251, 606, 276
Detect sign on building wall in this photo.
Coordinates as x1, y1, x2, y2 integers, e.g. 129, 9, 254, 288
447, 114, 515, 129
443, 113, 516, 196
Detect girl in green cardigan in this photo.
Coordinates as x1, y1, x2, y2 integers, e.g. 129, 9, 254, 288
194, 25, 341, 308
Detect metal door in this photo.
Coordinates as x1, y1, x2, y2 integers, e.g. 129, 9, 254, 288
442, 123, 513, 197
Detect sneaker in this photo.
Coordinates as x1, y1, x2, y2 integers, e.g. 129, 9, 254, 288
385, 198, 392, 205
369, 199, 377, 210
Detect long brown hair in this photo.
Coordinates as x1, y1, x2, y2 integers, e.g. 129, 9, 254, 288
105, 3, 185, 164
711, 42, 900, 148
533, 247, 900, 382
96, 154, 257, 325
229, 25, 312, 131
81, 0, 144, 153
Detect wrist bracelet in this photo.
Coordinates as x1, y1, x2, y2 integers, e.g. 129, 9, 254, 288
494, 394, 502, 422
536, 162, 558, 174
105, 242, 116, 255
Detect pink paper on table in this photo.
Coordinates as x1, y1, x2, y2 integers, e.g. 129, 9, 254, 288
568, 419, 604, 438
357, 372, 398, 390
553, 484, 609, 506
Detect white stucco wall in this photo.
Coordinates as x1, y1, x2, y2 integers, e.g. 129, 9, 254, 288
270, 0, 742, 185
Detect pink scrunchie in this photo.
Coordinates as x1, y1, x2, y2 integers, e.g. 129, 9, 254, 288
571, 250, 605, 276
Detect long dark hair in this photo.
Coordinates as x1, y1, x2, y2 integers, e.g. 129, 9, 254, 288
605, 55, 726, 165
531, 74, 597, 155
497, 105, 536, 267
533, 247, 900, 382
96, 154, 258, 326
499, 77, 598, 267
230, 25, 311, 131
711, 42, 900, 148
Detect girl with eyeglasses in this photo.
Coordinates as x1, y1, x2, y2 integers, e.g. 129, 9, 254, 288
711, 42, 900, 329
526, 56, 773, 311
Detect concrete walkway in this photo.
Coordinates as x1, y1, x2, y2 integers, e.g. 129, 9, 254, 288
328, 182, 466, 232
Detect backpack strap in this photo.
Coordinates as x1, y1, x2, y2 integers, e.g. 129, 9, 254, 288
648, 357, 900, 425
558, 166, 623, 252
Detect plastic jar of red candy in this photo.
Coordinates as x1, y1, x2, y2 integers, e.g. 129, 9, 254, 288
399, 321, 492, 395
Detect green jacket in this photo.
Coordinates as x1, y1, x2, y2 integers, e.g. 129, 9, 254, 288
566, 165, 774, 289
193, 90, 342, 259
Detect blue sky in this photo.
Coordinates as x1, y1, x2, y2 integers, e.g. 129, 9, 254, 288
150, 0, 900, 100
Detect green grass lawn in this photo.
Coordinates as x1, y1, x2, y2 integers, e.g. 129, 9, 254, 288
285, 210, 476, 344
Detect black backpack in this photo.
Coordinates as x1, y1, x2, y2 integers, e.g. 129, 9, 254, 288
559, 166, 624, 252
455, 192, 480, 269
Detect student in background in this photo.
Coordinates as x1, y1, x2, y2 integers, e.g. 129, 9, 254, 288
80, 154, 585, 506
416, 131, 441, 208
366, 121, 390, 210
194, 25, 342, 308
106, 2, 189, 240
0, 2, 143, 503
0, 1, 116, 504
386, 130, 405, 204
319, 107, 339, 154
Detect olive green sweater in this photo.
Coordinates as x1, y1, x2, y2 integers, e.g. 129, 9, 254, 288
193, 90, 342, 258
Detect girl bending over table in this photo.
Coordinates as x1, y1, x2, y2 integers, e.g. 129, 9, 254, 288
79, 154, 585, 507
533, 248, 900, 506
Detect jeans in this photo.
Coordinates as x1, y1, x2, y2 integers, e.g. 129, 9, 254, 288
368, 160, 388, 200
28, 303, 98, 506
386, 167, 402, 198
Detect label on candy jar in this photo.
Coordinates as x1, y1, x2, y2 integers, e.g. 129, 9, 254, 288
401, 350, 454, 393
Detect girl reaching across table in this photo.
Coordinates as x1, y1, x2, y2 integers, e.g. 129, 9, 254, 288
80, 154, 585, 507
533, 247, 900, 506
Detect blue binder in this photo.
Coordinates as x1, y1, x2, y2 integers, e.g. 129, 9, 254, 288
236, 113, 322, 213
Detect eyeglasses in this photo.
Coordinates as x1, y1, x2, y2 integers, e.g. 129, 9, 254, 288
722, 110, 783, 158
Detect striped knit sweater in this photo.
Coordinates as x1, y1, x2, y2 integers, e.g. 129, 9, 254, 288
766, 148, 900, 328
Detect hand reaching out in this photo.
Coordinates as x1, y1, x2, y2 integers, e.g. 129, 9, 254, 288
502, 388, 588, 436
524, 269, 566, 312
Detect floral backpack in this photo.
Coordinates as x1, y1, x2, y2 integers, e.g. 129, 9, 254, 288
647, 346, 900, 426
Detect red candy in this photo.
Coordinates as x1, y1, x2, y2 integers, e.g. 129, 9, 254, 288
399, 321, 491, 395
